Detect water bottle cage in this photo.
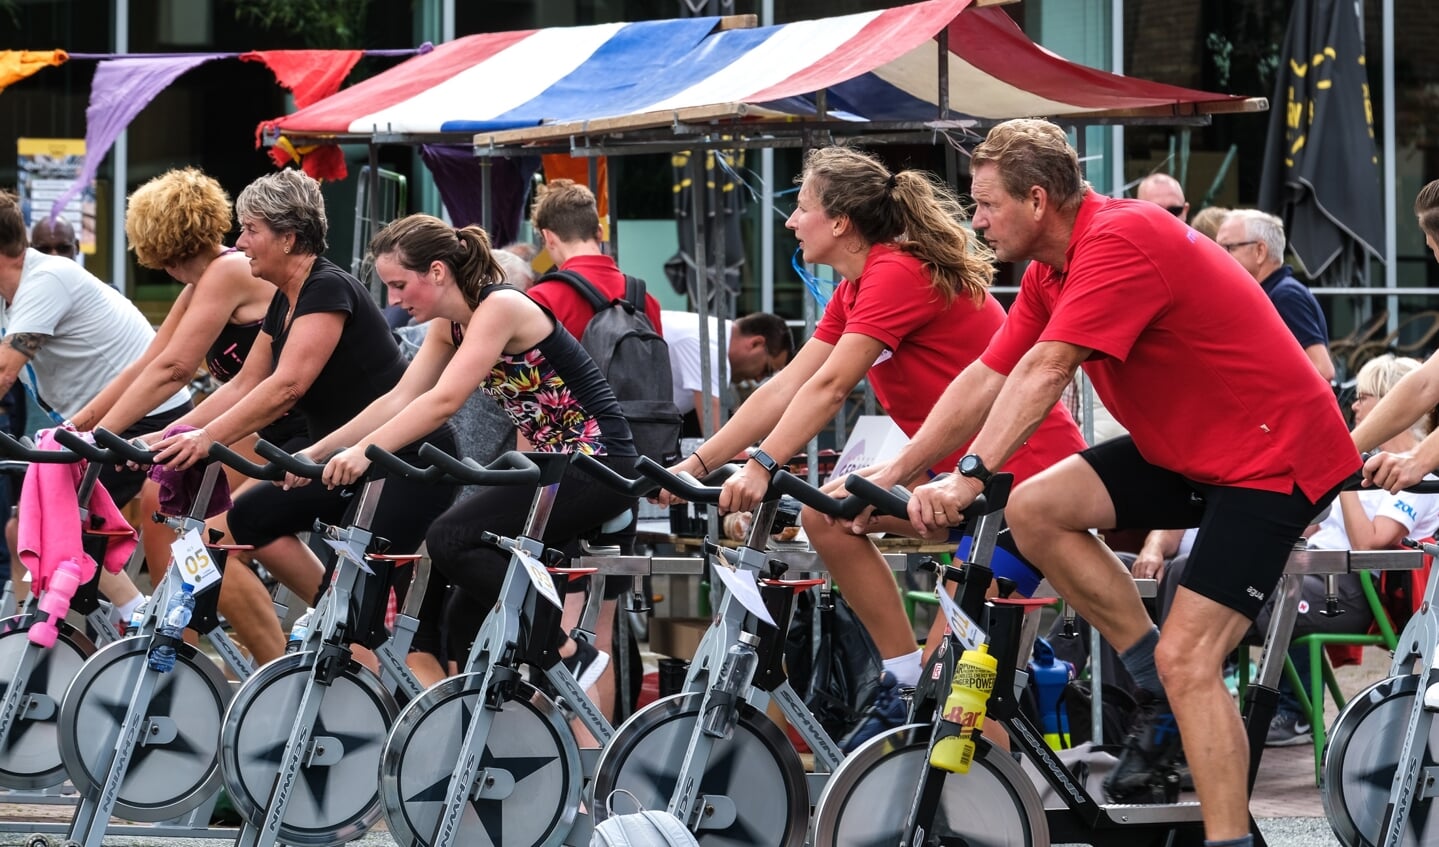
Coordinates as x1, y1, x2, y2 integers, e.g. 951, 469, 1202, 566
149, 632, 184, 652
705, 688, 739, 720
483, 664, 521, 710
932, 718, 966, 743
313, 642, 353, 686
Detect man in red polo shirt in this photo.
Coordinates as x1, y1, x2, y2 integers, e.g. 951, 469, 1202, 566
527, 179, 663, 338
860, 119, 1357, 847
525, 177, 662, 726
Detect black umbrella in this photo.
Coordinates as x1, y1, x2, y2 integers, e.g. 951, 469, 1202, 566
1258, 0, 1383, 282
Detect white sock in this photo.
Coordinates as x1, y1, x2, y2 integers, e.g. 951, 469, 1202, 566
114, 594, 144, 624
882, 648, 923, 689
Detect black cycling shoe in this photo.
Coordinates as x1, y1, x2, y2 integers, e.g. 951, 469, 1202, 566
1104, 692, 1183, 803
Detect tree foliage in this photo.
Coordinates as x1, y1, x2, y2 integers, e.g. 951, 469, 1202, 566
225, 0, 372, 49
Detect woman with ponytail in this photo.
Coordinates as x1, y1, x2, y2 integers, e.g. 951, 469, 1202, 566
669, 146, 1085, 697
304, 213, 637, 688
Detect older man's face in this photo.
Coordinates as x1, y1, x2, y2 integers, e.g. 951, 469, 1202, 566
1215, 217, 1265, 280
30, 220, 77, 258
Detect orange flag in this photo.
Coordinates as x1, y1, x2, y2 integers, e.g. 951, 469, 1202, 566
0, 50, 67, 94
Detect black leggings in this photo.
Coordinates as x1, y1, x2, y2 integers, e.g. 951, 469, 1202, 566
227, 430, 459, 641
414, 454, 637, 661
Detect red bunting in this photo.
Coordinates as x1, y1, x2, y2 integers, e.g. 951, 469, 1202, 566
241, 49, 361, 110
268, 136, 348, 182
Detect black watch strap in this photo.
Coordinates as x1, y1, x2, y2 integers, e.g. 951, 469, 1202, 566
749, 448, 782, 478
958, 453, 993, 484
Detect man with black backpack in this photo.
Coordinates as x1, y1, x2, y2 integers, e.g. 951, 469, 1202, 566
528, 178, 683, 720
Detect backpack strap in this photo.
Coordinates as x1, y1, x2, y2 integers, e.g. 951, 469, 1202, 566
623, 274, 648, 314
538, 268, 611, 313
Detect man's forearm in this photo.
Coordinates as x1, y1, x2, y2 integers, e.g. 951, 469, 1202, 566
888, 362, 1003, 480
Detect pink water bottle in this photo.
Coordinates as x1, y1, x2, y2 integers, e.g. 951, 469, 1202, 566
28, 559, 85, 648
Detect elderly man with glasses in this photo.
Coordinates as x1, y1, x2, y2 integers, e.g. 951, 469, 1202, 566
1216, 208, 1334, 382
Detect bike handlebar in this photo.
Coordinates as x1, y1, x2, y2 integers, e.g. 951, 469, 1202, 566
253, 439, 328, 480
207, 442, 287, 482
417, 444, 542, 486
51, 428, 127, 464
767, 470, 870, 520
0, 431, 79, 464
91, 428, 158, 465
567, 453, 660, 497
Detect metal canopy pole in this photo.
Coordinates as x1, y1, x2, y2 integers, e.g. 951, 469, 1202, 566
1382, 0, 1398, 333
691, 152, 715, 438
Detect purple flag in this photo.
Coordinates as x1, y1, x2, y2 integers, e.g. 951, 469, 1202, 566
49, 55, 222, 222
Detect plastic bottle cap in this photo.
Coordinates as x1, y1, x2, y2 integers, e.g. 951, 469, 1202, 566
738, 631, 761, 647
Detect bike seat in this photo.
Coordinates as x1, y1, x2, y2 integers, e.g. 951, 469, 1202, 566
367, 553, 422, 564
991, 596, 1060, 612
549, 566, 599, 582
759, 577, 826, 594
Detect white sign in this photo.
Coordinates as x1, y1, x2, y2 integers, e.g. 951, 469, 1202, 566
323, 538, 374, 574
828, 415, 910, 483
172, 529, 221, 593
935, 586, 985, 653
710, 561, 776, 627
516, 548, 564, 610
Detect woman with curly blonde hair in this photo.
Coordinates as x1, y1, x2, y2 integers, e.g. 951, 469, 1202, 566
71, 166, 299, 663
667, 146, 1086, 699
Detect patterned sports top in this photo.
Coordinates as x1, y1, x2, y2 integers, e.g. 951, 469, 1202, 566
454, 285, 635, 457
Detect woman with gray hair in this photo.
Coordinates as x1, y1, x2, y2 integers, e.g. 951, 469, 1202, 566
150, 169, 458, 648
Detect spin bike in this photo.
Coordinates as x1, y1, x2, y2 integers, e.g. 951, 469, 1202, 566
376, 447, 620, 847
1323, 534, 1439, 847
811, 473, 1355, 847
573, 454, 902, 847
205, 438, 445, 847
0, 432, 124, 799
44, 428, 255, 845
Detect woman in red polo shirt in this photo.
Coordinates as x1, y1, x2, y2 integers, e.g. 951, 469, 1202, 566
666, 146, 1086, 695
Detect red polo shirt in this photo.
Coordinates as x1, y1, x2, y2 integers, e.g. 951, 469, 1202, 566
816, 244, 1084, 480
981, 192, 1357, 500
527, 253, 665, 339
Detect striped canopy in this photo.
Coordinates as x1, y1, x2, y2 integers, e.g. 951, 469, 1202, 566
264, 0, 1254, 143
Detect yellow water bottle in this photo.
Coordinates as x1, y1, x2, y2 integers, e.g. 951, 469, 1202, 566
929, 643, 998, 774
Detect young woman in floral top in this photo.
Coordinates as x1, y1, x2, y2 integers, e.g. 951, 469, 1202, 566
300, 213, 637, 688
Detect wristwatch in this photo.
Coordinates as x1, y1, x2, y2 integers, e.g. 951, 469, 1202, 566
749, 448, 783, 478
957, 454, 994, 484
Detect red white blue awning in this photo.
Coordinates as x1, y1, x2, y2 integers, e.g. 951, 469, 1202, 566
264, 0, 1254, 143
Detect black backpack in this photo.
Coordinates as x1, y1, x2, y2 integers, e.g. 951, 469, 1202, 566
538, 270, 683, 463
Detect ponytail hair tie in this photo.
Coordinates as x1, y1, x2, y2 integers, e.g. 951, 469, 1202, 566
885, 173, 899, 191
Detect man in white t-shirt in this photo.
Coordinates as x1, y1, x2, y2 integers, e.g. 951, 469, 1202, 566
1, 192, 191, 604
660, 310, 792, 436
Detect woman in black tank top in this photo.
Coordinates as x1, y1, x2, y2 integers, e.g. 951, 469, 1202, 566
67, 167, 297, 664
298, 213, 637, 689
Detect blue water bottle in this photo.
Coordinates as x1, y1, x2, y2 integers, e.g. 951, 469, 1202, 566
147, 583, 195, 674
1028, 636, 1075, 749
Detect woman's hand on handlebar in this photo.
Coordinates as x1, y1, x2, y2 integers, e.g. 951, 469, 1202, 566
321, 446, 371, 489
151, 427, 213, 470
718, 460, 768, 515
652, 455, 702, 506
908, 473, 982, 538
1364, 450, 1430, 495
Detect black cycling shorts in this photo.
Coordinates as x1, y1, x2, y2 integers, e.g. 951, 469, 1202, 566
1080, 436, 1341, 620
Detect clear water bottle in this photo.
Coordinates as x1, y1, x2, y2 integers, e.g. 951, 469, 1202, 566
285, 607, 316, 654
146, 583, 195, 674
125, 595, 151, 636
701, 631, 761, 740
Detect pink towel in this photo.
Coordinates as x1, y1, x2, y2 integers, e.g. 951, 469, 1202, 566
17, 428, 137, 594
